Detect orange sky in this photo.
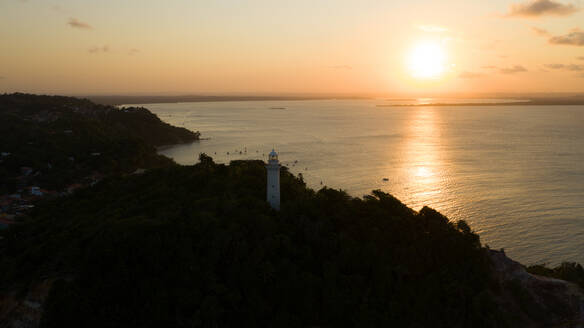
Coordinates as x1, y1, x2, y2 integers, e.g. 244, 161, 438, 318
1, 0, 583, 95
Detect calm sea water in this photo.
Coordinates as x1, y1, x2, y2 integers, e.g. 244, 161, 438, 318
135, 99, 584, 265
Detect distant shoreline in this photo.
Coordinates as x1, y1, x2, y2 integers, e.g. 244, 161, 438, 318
377, 102, 531, 107
85, 94, 584, 107
86, 95, 367, 106
378, 98, 584, 107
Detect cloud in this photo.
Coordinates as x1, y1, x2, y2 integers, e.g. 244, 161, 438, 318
531, 27, 550, 36
459, 71, 484, 79
499, 65, 528, 74
88, 45, 109, 54
578, 56, 584, 60
68, 18, 92, 30
563, 64, 584, 70
544, 63, 565, 69
544, 63, 584, 71
418, 25, 448, 33
508, 0, 579, 17
549, 30, 584, 45
128, 48, 140, 55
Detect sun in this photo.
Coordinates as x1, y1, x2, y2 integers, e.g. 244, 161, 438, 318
407, 41, 446, 79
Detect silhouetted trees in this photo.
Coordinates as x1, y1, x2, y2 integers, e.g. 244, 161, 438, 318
0, 156, 510, 327
0, 94, 198, 192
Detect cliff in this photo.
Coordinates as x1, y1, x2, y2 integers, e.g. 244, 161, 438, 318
489, 250, 584, 327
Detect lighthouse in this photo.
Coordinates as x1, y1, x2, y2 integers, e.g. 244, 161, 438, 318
266, 149, 281, 210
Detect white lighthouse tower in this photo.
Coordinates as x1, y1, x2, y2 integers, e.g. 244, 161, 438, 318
266, 149, 281, 210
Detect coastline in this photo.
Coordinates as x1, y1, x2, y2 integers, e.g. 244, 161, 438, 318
85, 94, 584, 107
86, 95, 369, 106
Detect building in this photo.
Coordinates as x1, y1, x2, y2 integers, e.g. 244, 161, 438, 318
266, 149, 281, 210
30, 186, 43, 196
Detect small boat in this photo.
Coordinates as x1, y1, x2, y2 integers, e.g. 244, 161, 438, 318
382, 178, 389, 181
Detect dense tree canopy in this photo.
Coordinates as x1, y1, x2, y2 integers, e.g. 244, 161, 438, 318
1, 94, 581, 327
0, 155, 509, 327
0, 93, 198, 192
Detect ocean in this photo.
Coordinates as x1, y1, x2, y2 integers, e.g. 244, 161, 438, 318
134, 99, 584, 266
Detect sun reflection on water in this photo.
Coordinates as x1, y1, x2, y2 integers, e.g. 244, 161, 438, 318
394, 107, 448, 211
415, 166, 433, 178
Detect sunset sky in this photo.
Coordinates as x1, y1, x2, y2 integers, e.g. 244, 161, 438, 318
1, 0, 584, 95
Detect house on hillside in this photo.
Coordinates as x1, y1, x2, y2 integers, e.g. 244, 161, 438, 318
30, 186, 43, 196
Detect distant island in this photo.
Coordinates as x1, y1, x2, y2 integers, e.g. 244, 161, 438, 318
0, 94, 583, 327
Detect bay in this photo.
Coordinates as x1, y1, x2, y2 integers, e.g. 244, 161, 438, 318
134, 99, 584, 266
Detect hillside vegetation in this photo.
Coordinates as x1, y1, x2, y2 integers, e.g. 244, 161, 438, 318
0, 93, 199, 192
1, 155, 514, 327
1, 94, 582, 327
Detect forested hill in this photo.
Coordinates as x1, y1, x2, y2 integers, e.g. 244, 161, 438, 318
0, 93, 200, 146
0, 93, 199, 192
1, 155, 582, 327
